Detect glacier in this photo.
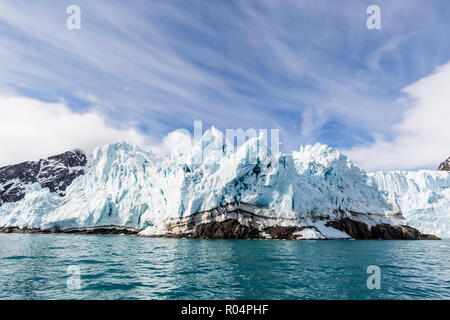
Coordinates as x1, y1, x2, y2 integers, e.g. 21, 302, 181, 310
0, 128, 438, 240
369, 171, 450, 238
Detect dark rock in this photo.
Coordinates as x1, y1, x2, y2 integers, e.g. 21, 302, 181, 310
370, 224, 420, 240
0, 227, 54, 234
191, 219, 261, 239
148, 233, 191, 239
438, 157, 450, 171
420, 234, 441, 240
0, 226, 138, 235
0, 150, 87, 207
264, 226, 305, 240
63, 227, 137, 235
326, 218, 370, 239
326, 218, 440, 240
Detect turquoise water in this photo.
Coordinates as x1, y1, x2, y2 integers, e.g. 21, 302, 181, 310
0, 234, 449, 299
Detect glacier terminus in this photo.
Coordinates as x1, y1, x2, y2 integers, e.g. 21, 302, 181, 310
0, 128, 447, 240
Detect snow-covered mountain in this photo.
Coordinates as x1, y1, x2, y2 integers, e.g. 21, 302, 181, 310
0, 150, 87, 207
439, 157, 450, 171
369, 170, 450, 238
0, 129, 440, 240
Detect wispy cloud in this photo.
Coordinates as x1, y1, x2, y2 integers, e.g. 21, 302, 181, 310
0, 0, 449, 169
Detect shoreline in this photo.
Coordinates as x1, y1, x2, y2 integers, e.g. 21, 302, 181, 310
0, 218, 440, 240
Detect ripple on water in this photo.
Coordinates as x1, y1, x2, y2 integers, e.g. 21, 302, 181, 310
0, 234, 449, 299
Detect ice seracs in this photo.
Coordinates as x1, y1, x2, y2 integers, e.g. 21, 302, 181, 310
369, 170, 450, 238
0, 129, 440, 240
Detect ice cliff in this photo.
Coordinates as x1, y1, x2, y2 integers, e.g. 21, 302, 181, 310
0, 129, 440, 240
369, 170, 450, 238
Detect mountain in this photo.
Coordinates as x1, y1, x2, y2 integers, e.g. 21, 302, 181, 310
0, 129, 439, 240
369, 170, 450, 238
438, 157, 450, 171
0, 150, 87, 207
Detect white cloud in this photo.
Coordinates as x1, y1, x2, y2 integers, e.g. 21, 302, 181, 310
150, 129, 193, 156
0, 95, 202, 166
0, 95, 153, 166
345, 61, 450, 172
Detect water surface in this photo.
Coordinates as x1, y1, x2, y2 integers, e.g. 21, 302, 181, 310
0, 234, 449, 299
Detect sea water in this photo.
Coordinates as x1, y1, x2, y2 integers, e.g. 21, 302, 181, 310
0, 234, 449, 299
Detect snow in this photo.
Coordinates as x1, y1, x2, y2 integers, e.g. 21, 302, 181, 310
438, 157, 450, 171
293, 228, 326, 240
313, 221, 351, 239
0, 128, 406, 238
369, 171, 450, 238
0, 151, 86, 205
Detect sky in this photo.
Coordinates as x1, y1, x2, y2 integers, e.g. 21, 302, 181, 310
0, 0, 449, 171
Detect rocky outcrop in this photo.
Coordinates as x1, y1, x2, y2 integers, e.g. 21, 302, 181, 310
62, 227, 137, 235
438, 157, 450, 171
137, 202, 439, 240
263, 226, 310, 240
191, 219, 260, 239
418, 233, 441, 240
325, 217, 371, 239
0, 226, 137, 235
326, 218, 440, 240
0, 214, 440, 240
0, 150, 87, 207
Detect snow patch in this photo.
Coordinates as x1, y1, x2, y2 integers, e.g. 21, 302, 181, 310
294, 228, 325, 240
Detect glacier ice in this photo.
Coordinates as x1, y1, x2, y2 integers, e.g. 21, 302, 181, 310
369, 171, 450, 238
0, 128, 418, 239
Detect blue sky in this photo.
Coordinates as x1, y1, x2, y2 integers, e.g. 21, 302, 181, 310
0, 0, 449, 170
